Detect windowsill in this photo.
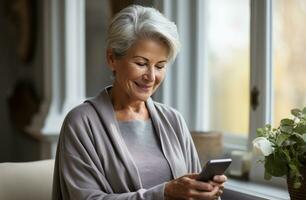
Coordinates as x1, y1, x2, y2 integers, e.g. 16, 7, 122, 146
225, 178, 290, 200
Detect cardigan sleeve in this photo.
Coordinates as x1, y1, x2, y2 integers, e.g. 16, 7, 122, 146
53, 110, 166, 200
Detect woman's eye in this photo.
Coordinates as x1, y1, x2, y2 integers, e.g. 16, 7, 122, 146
136, 62, 146, 67
156, 65, 165, 70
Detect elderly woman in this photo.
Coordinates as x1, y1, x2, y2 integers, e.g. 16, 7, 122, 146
52, 5, 226, 200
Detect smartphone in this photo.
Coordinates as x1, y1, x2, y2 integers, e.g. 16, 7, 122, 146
197, 158, 232, 182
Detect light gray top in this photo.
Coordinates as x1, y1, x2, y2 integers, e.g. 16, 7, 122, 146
52, 86, 201, 200
118, 120, 173, 189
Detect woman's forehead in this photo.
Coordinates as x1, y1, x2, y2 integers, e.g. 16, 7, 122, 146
126, 39, 169, 61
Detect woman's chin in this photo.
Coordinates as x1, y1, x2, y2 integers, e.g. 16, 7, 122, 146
132, 92, 152, 102
136, 95, 151, 101
132, 87, 154, 101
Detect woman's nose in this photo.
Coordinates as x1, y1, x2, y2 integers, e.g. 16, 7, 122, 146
144, 66, 155, 81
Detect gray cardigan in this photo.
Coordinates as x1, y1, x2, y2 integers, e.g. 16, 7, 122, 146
52, 87, 201, 200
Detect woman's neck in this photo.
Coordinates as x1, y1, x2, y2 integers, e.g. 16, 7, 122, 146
109, 85, 149, 121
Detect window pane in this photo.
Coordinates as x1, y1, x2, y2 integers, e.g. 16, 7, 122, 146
273, 0, 306, 125
207, 0, 250, 135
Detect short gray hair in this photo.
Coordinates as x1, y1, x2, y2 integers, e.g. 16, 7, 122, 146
106, 5, 180, 62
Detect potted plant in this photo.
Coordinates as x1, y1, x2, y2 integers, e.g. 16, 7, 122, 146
252, 107, 306, 200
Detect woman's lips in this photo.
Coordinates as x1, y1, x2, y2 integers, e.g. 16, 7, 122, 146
134, 82, 153, 92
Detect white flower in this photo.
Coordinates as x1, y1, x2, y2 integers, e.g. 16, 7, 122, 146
252, 137, 274, 156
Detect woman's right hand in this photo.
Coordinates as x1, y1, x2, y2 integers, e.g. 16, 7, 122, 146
164, 174, 221, 200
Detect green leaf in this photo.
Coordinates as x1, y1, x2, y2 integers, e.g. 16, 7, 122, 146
291, 108, 301, 117
281, 119, 294, 126
283, 149, 291, 162
265, 124, 272, 131
256, 128, 264, 137
264, 154, 288, 177
276, 133, 290, 146
292, 132, 305, 142
296, 145, 306, 154
303, 134, 306, 143
294, 124, 306, 134
289, 163, 299, 174
293, 181, 301, 189
280, 125, 293, 133
302, 107, 306, 115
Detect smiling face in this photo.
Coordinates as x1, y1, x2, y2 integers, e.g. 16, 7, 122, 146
107, 38, 169, 103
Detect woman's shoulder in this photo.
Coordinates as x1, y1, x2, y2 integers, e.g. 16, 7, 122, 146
64, 102, 97, 125
65, 88, 109, 122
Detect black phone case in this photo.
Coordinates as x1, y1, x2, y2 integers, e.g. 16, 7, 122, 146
197, 159, 232, 182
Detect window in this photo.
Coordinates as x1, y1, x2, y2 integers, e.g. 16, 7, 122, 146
206, 0, 250, 136
273, 0, 306, 126
157, 0, 289, 190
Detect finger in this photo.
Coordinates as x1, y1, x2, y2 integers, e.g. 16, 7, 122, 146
190, 185, 220, 200
208, 180, 217, 186
183, 173, 199, 179
181, 177, 214, 192
218, 183, 224, 190
207, 186, 220, 200
213, 175, 227, 183
209, 182, 224, 191
217, 189, 223, 196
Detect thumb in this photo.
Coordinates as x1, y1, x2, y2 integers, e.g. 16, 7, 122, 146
183, 173, 199, 180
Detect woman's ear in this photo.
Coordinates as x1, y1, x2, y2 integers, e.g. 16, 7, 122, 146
106, 48, 116, 71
